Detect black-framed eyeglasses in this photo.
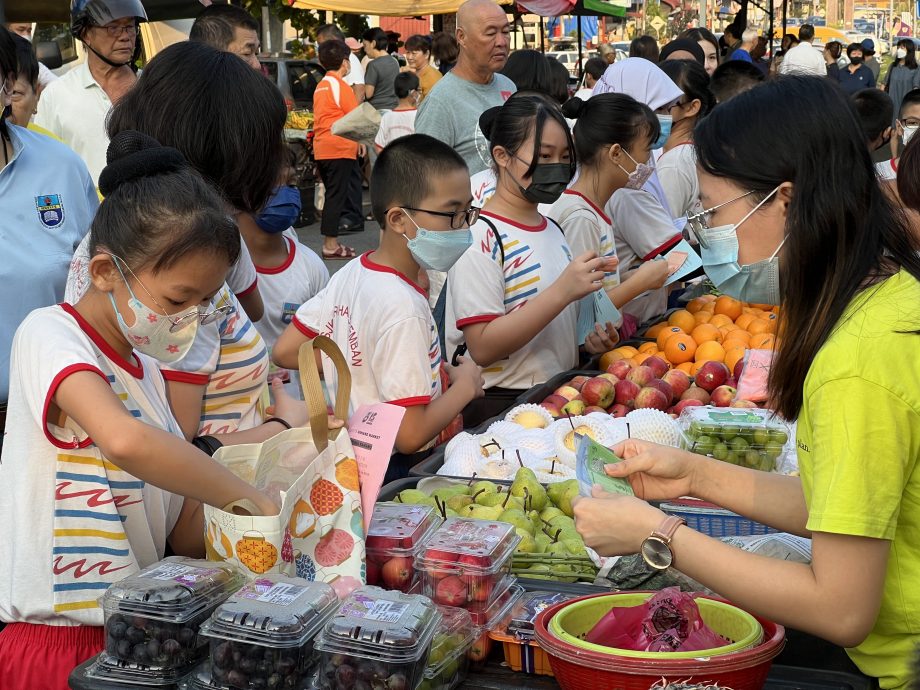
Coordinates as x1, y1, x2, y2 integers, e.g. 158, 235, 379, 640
99, 23, 139, 37
686, 190, 755, 247
398, 206, 481, 230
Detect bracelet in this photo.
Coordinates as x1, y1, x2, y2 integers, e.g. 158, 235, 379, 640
192, 435, 223, 456
265, 416, 292, 430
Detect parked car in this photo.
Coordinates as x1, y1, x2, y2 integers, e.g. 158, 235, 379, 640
259, 56, 326, 111
546, 50, 586, 77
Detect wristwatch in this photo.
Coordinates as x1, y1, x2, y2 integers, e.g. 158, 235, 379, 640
640, 516, 686, 571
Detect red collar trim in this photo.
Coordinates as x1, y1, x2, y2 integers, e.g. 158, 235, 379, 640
392, 107, 418, 112
59, 303, 144, 379
255, 237, 296, 275
562, 190, 611, 224
481, 210, 547, 232
361, 252, 426, 297
891, 159, 898, 173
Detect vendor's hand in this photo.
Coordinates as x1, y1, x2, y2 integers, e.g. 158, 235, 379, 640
584, 321, 619, 354
634, 257, 671, 291
608, 438, 702, 501
448, 356, 485, 400
572, 486, 665, 556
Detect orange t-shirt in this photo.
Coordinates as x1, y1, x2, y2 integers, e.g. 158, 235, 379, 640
312, 73, 359, 161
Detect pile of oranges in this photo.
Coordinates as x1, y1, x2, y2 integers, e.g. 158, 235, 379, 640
600, 296, 781, 375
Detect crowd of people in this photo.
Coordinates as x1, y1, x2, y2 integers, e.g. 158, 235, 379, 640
1, 0, 920, 687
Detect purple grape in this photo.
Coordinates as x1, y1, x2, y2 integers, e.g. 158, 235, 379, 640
214, 641, 233, 668
335, 664, 356, 690
132, 643, 149, 663
161, 638, 182, 658
276, 656, 296, 675
228, 669, 248, 687
106, 619, 127, 639
178, 626, 196, 646
131, 616, 148, 630
240, 655, 257, 674
125, 626, 145, 644
384, 673, 407, 690
267, 673, 283, 689
146, 639, 160, 659
116, 639, 132, 659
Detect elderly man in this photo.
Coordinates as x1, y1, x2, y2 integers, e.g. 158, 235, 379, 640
189, 4, 261, 69
35, 0, 145, 183
415, 0, 516, 175
778, 23, 826, 76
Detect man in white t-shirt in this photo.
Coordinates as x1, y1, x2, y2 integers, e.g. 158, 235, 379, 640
778, 24, 827, 76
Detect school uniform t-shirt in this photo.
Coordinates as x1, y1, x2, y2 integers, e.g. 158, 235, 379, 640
657, 143, 704, 220
292, 252, 442, 420
875, 159, 898, 181
374, 108, 418, 149
548, 190, 620, 293
446, 211, 578, 390
0, 304, 184, 626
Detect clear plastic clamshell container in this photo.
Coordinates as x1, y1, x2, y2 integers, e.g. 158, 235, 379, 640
419, 606, 476, 690
501, 591, 576, 641
679, 405, 792, 472
414, 518, 521, 611
313, 586, 442, 690
198, 575, 338, 689
102, 557, 244, 672
366, 503, 443, 593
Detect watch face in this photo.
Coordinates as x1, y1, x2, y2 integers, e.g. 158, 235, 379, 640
641, 537, 673, 570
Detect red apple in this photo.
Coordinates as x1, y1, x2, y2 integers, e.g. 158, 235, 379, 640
662, 369, 691, 399
381, 557, 414, 591
561, 399, 586, 416
725, 377, 737, 389
647, 378, 674, 404
694, 361, 730, 392
614, 379, 641, 406
626, 365, 655, 387
680, 385, 711, 404
581, 376, 615, 408
568, 375, 590, 391
731, 399, 757, 408
598, 373, 618, 385
710, 384, 737, 407
424, 548, 459, 563
607, 359, 634, 380
467, 632, 492, 662
468, 577, 495, 602
540, 401, 562, 418
366, 559, 382, 585
584, 406, 607, 414
644, 355, 669, 379
609, 403, 630, 418
634, 386, 670, 411
733, 358, 745, 382
673, 398, 704, 414
435, 575, 468, 606
554, 386, 580, 401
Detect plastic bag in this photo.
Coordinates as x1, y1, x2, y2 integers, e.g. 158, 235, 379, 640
735, 349, 773, 402
585, 587, 726, 652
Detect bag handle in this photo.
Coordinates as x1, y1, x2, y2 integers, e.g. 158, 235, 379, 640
298, 336, 351, 451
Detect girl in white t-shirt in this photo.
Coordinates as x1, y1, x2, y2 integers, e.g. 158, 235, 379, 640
0, 134, 284, 689
550, 93, 672, 328
446, 95, 617, 425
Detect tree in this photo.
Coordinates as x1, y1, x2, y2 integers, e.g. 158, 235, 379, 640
240, 0, 368, 41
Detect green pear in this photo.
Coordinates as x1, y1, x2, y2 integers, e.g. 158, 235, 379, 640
446, 494, 473, 512
444, 509, 459, 518
547, 479, 580, 517
553, 563, 578, 583
514, 528, 537, 554
546, 479, 573, 507
540, 506, 565, 523
527, 510, 542, 533
471, 481, 499, 500
526, 564, 553, 580
499, 509, 535, 535
510, 467, 547, 512
545, 514, 576, 531
534, 533, 553, 553
432, 487, 466, 503
396, 489, 430, 505
562, 539, 588, 557
546, 542, 569, 558
556, 528, 583, 544
468, 504, 503, 521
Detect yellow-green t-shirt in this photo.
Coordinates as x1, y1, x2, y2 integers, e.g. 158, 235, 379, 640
797, 269, 920, 689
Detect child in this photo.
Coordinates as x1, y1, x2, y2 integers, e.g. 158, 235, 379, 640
273, 134, 485, 480
445, 95, 617, 426
0, 132, 280, 689
550, 94, 671, 328
851, 89, 894, 158
243, 148, 329, 395
876, 88, 920, 181
374, 72, 420, 153
709, 59, 764, 104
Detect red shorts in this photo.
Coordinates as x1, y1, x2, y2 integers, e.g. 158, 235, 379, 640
0, 622, 104, 690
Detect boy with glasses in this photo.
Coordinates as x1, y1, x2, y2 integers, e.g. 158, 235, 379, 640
876, 88, 920, 181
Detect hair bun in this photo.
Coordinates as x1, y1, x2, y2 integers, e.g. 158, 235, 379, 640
98, 130, 188, 197
561, 96, 586, 119
479, 106, 502, 140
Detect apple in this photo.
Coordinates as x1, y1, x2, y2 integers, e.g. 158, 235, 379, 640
365, 559, 382, 585
569, 375, 590, 391
584, 406, 607, 414
614, 379, 641, 406
731, 399, 757, 408
381, 557, 413, 591
435, 576, 468, 606
694, 361, 730, 392
581, 377, 615, 408
662, 369, 691, 399
680, 385, 711, 404
561, 399, 586, 416
468, 577, 494, 602
725, 377, 737, 389
634, 386, 670, 411
609, 403, 631, 418
647, 378, 674, 404
540, 401, 562, 418
607, 359, 634, 380
673, 398, 704, 414
598, 373, 618, 385
644, 355, 669, 379
626, 365, 655, 387
710, 384, 737, 407
554, 386, 580, 401
467, 632, 492, 663
733, 358, 745, 382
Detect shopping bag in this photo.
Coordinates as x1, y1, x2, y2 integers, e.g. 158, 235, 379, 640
203, 337, 366, 590
331, 102, 381, 143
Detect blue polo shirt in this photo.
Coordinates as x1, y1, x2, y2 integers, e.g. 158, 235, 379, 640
0, 123, 98, 400
837, 64, 876, 94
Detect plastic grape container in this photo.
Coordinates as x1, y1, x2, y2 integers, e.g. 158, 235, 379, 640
413, 518, 521, 611
101, 557, 244, 674
365, 502, 443, 593
679, 405, 792, 472
502, 591, 577, 641
313, 586, 442, 690
417, 606, 476, 690
198, 575, 339, 689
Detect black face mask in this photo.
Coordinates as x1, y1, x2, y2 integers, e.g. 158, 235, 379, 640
514, 162, 573, 204
850, 55, 864, 65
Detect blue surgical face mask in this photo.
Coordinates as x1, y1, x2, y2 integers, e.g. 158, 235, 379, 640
696, 186, 785, 305
654, 115, 672, 149
255, 186, 302, 233
402, 211, 473, 272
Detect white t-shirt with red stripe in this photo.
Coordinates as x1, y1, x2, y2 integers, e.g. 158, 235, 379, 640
548, 190, 620, 293
656, 142, 704, 220
875, 158, 898, 181
0, 304, 184, 626
292, 252, 442, 418
446, 211, 579, 390
374, 108, 418, 150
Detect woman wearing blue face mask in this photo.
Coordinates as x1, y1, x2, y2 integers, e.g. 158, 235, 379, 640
572, 77, 920, 688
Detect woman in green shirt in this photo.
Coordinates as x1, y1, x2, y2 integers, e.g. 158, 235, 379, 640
573, 76, 920, 689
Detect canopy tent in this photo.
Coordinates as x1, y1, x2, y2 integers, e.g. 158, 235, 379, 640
2, 0, 206, 23
288, 0, 511, 16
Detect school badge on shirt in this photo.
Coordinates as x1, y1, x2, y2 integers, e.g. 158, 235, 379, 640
35, 194, 65, 229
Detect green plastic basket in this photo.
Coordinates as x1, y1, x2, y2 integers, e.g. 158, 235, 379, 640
548, 592, 763, 659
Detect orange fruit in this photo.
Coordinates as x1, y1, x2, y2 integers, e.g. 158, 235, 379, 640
693, 311, 713, 324
700, 294, 717, 302
626, 357, 641, 367
616, 345, 640, 358
663, 333, 697, 364
634, 351, 653, 365
686, 297, 708, 314
690, 361, 707, 376
645, 322, 667, 339
709, 314, 733, 328
750, 333, 775, 350
714, 296, 743, 321
690, 323, 722, 345
700, 301, 716, 313
677, 362, 694, 374
638, 341, 659, 354
748, 318, 774, 336
724, 346, 747, 373
667, 309, 696, 333
656, 326, 685, 351
734, 313, 756, 330
694, 340, 726, 363
723, 330, 751, 347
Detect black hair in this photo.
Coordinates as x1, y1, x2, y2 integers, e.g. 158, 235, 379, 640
362, 27, 388, 51
680, 27, 720, 64
545, 56, 570, 105
583, 57, 606, 81
695, 76, 920, 420
431, 31, 458, 65
659, 38, 705, 65
629, 35, 659, 62
394, 71, 419, 99
370, 133, 468, 226
404, 34, 431, 53
90, 130, 240, 275
898, 126, 920, 209
799, 24, 815, 42
901, 88, 920, 117
319, 39, 349, 71
826, 41, 842, 60
500, 49, 551, 93
316, 23, 344, 42
0, 26, 14, 85
11, 33, 38, 87
709, 59, 764, 103
189, 3, 258, 51
782, 33, 800, 51
851, 89, 893, 142
896, 39, 918, 70
480, 94, 576, 179
847, 42, 863, 58
659, 59, 714, 117
562, 93, 658, 164
107, 41, 286, 215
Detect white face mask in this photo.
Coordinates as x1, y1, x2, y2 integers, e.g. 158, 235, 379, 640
903, 124, 919, 146
897, 47, 908, 60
